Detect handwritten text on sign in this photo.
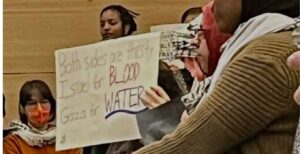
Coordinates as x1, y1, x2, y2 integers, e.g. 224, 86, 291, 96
55, 33, 160, 151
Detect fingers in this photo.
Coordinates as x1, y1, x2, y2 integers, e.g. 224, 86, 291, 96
287, 51, 300, 70
150, 86, 171, 101
140, 86, 170, 109
140, 91, 156, 109
144, 87, 167, 105
169, 64, 179, 74
294, 86, 300, 105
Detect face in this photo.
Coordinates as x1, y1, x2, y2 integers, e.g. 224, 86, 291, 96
183, 13, 199, 23
196, 35, 209, 73
213, 0, 242, 34
183, 30, 210, 81
24, 88, 51, 130
100, 9, 123, 40
184, 57, 205, 81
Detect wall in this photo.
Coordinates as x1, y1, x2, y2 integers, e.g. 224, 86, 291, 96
3, 0, 209, 127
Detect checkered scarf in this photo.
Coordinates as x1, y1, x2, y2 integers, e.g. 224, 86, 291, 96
159, 15, 202, 61
9, 120, 56, 147
181, 77, 212, 114
170, 14, 212, 112
173, 16, 202, 59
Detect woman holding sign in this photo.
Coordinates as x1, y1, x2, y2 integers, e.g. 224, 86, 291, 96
3, 80, 80, 154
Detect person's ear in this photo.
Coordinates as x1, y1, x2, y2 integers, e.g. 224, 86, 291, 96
124, 24, 130, 35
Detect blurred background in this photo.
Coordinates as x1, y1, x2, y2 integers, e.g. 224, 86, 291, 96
3, 0, 209, 127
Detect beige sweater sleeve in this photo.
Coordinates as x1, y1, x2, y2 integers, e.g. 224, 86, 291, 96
135, 32, 299, 154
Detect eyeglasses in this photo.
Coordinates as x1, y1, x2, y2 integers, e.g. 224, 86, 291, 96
188, 25, 207, 47
187, 24, 206, 37
25, 99, 51, 112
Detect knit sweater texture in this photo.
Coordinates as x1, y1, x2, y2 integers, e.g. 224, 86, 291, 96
135, 31, 300, 154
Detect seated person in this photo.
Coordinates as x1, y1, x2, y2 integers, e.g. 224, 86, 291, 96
135, 0, 300, 153
3, 80, 80, 154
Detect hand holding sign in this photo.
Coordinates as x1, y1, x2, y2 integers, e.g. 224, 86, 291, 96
140, 86, 170, 109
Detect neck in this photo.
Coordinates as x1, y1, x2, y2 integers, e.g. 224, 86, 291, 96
28, 122, 48, 131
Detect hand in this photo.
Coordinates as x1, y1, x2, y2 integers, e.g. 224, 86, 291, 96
180, 110, 189, 123
140, 86, 171, 109
169, 64, 180, 74
287, 51, 300, 104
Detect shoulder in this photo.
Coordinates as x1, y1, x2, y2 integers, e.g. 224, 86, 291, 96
4, 133, 26, 148
3, 134, 23, 154
230, 31, 298, 77
224, 31, 299, 102
237, 31, 296, 61
4, 133, 20, 143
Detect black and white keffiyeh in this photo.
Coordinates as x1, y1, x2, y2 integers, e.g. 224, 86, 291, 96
181, 77, 212, 114
159, 14, 202, 61
9, 120, 56, 147
173, 15, 202, 59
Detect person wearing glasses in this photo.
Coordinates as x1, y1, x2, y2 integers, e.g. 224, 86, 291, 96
141, 1, 230, 120
135, 0, 299, 153
3, 80, 80, 154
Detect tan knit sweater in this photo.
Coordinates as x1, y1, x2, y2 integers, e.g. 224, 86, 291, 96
135, 32, 300, 154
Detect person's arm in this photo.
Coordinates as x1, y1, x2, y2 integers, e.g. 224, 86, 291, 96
3, 135, 21, 154
134, 33, 299, 154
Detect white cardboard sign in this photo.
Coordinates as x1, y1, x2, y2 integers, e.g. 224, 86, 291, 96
55, 32, 160, 150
